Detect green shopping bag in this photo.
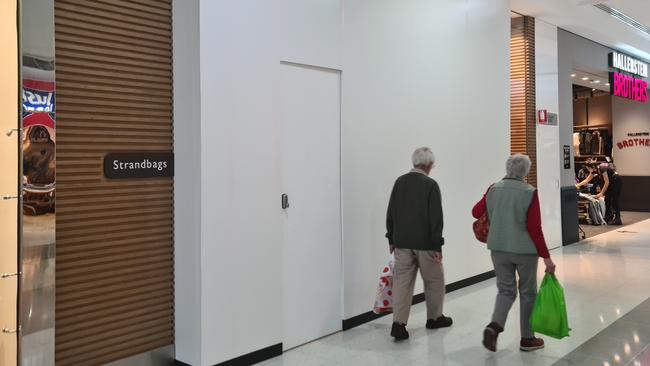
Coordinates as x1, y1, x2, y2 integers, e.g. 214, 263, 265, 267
530, 273, 570, 339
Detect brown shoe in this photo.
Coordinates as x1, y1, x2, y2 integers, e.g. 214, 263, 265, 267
482, 322, 503, 352
520, 337, 545, 352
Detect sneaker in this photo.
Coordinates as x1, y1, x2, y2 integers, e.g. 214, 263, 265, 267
391, 322, 409, 340
426, 315, 453, 329
520, 337, 545, 352
482, 322, 503, 352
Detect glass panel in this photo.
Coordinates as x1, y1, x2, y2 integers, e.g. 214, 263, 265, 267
21, 0, 56, 364
0, 0, 20, 365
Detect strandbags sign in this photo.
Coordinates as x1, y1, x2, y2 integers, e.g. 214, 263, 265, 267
104, 152, 174, 179
608, 52, 648, 104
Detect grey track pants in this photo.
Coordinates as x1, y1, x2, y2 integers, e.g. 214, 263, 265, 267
490, 251, 538, 338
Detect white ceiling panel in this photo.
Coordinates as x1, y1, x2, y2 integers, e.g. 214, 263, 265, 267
511, 0, 650, 62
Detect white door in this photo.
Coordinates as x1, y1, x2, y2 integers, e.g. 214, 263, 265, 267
536, 123, 563, 249
280, 63, 342, 350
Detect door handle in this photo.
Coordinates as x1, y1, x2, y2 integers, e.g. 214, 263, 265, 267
2, 195, 22, 200
1, 272, 20, 279
282, 194, 290, 209
5, 128, 22, 137
2, 326, 20, 334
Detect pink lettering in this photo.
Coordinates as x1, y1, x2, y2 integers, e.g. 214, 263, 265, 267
617, 142, 624, 149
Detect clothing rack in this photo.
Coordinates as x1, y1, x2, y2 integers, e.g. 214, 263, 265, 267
573, 124, 610, 130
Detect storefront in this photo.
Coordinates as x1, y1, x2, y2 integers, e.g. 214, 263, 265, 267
558, 29, 650, 235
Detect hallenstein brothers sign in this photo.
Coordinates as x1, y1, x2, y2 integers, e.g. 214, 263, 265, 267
609, 51, 648, 104
104, 152, 174, 179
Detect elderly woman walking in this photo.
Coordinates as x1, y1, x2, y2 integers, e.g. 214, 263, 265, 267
472, 154, 556, 352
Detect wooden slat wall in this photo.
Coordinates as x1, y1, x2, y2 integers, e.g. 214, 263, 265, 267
54, 0, 174, 365
510, 16, 537, 187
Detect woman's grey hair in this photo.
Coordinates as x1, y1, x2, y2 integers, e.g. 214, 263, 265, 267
506, 154, 531, 179
412, 147, 435, 168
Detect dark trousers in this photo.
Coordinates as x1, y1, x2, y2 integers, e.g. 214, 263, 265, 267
605, 175, 622, 221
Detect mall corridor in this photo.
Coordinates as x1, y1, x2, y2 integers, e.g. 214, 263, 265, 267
261, 219, 650, 366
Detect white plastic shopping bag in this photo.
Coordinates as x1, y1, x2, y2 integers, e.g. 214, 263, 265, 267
373, 254, 395, 314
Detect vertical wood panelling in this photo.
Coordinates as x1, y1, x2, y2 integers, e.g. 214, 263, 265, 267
510, 16, 537, 187
54, 0, 173, 364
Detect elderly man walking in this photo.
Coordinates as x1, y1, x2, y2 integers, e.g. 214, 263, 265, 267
386, 147, 453, 340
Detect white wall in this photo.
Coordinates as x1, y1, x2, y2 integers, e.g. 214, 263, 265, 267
188, 0, 511, 364
340, 0, 510, 318
534, 20, 563, 250
198, 1, 284, 365
173, 0, 202, 364
612, 97, 650, 176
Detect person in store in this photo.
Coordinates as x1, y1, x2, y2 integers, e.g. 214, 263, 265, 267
472, 154, 556, 353
575, 163, 623, 225
385, 147, 452, 341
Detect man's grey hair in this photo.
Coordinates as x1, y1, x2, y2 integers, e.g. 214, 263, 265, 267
412, 147, 435, 168
506, 154, 531, 179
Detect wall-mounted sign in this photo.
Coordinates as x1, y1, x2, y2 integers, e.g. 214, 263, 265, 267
609, 51, 648, 78
563, 145, 571, 169
616, 132, 650, 150
537, 110, 558, 126
608, 51, 649, 104
104, 152, 174, 179
609, 71, 648, 103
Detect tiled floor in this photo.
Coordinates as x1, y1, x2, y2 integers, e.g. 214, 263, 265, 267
553, 298, 650, 365
261, 218, 650, 366
580, 211, 650, 239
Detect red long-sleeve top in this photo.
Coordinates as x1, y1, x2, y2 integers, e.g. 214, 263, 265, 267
472, 189, 550, 259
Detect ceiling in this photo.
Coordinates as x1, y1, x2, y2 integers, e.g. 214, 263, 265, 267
511, 0, 650, 62
570, 68, 610, 92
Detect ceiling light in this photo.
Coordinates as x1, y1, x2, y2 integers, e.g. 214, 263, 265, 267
571, 74, 576, 77
606, 83, 610, 86
582, 77, 590, 80
592, 88, 596, 91
594, 80, 600, 83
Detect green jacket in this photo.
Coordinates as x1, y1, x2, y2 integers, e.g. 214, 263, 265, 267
386, 171, 444, 251
486, 178, 537, 255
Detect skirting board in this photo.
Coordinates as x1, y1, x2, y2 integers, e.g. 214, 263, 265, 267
177, 343, 283, 366
175, 270, 495, 365
342, 270, 495, 330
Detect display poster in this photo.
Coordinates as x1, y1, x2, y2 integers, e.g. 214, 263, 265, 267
611, 98, 650, 176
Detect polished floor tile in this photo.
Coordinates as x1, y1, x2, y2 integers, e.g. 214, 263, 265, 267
260, 218, 650, 366
580, 211, 650, 239
553, 299, 650, 366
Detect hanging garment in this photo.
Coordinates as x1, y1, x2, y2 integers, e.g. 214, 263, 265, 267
601, 130, 613, 156
573, 133, 581, 156
591, 131, 602, 155
584, 132, 593, 155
